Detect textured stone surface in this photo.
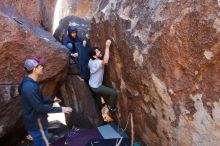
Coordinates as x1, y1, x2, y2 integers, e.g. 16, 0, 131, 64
0, 96, 25, 146
0, 10, 68, 145
51, 0, 101, 20
0, 0, 42, 26
1, 0, 220, 146
0, 0, 57, 32
39, 0, 57, 32
59, 75, 104, 128
89, 0, 220, 145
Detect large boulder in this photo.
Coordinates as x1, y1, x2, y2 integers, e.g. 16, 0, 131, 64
0, 0, 57, 32
89, 0, 220, 146
0, 10, 68, 145
59, 75, 104, 128
0, 0, 100, 33
50, 0, 101, 20
0, 0, 42, 27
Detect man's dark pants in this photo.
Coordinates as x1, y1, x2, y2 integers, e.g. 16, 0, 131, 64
91, 85, 117, 109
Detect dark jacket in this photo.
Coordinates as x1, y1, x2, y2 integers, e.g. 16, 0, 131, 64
18, 77, 62, 131
62, 26, 83, 54
78, 45, 91, 81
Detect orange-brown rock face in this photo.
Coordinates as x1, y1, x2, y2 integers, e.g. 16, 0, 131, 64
0, 1, 105, 145
0, 0, 57, 31
59, 75, 104, 128
1, 0, 220, 146
90, 0, 220, 145
0, 0, 42, 26
0, 10, 68, 145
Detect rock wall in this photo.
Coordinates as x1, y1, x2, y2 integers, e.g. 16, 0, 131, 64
0, 1, 105, 145
65, 0, 101, 19
0, 0, 42, 26
59, 74, 103, 128
0, 0, 101, 33
2, 0, 220, 145
89, 0, 220, 145
0, 9, 68, 145
0, 0, 57, 32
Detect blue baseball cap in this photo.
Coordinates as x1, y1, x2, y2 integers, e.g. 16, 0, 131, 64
24, 58, 45, 71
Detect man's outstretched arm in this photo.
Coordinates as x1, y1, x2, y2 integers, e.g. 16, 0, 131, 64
102, 40, 111, 65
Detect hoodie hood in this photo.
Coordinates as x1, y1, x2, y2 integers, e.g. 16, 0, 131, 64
68, 26, 78, 38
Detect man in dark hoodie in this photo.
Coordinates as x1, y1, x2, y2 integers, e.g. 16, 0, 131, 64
62, 26, 90, 81
62, 26, 84, 61
19, 58, 72, 146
